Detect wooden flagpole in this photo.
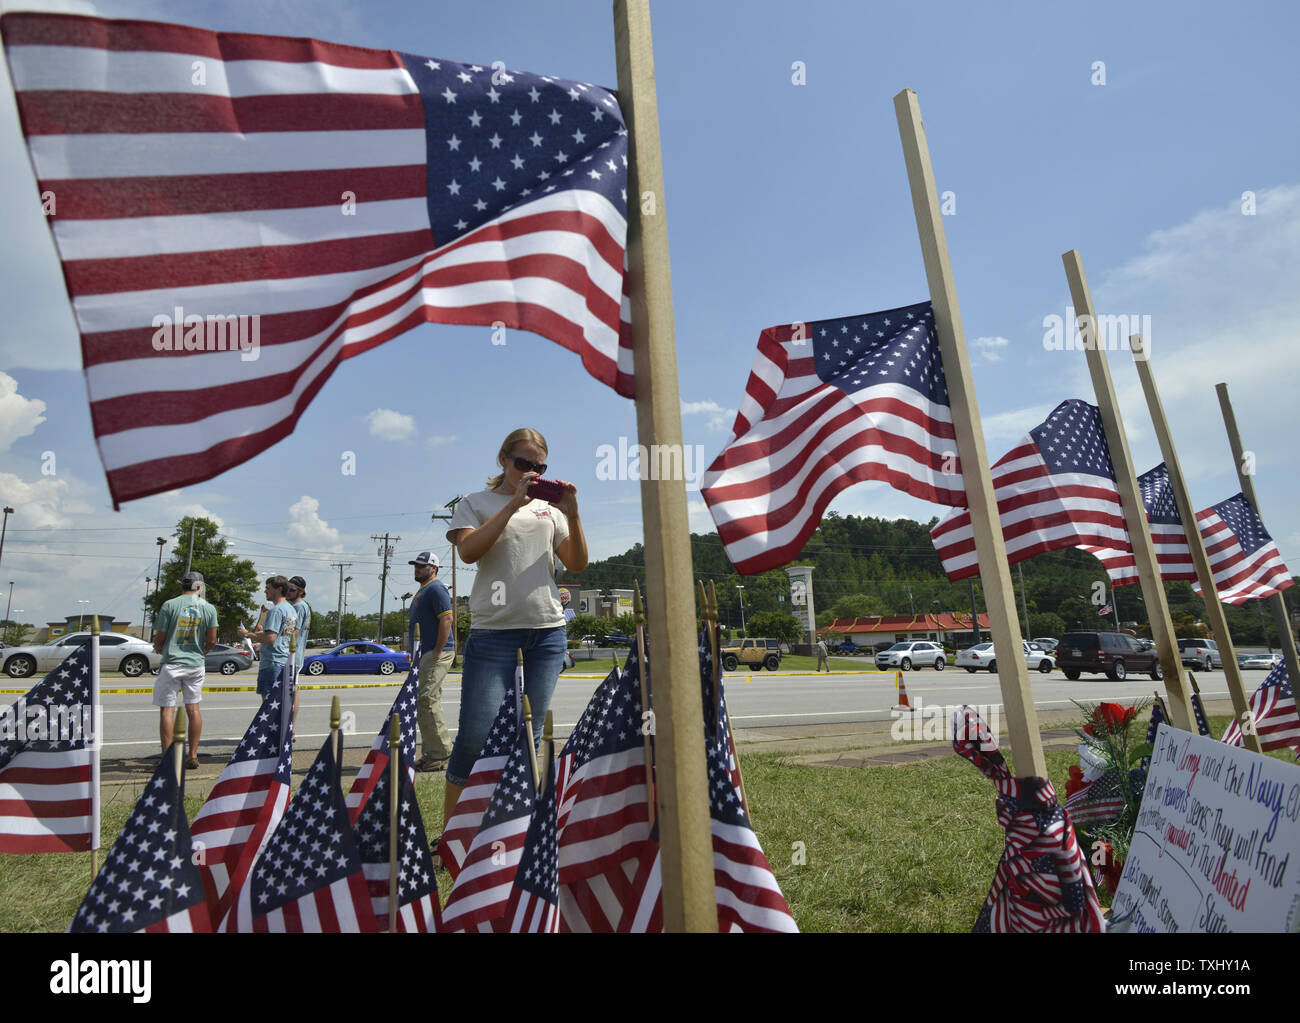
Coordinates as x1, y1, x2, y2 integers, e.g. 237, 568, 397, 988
522, 694, 539, 791
632, 582, 656, 826
613, 0, 714, 931
1129, 342, 1260, 751
387, 711, 400, 931
1214, 383, 1300, 695
329, 695, 341, 790
89, 615, 101, 881
894, 89, 1046, 777
1060, 252, 1196, 731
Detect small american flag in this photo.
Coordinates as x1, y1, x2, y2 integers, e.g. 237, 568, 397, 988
1141, 698, 1166, 772
952, 706, 1105, 933
1080, 468, 1293, 605
1097, 603, 1112, 618
345, 639, 419, 823
932, 400, 1127, 581
1, 11, 630, 507
438, 677, 520, 880
1189, 690, 1212, 738
0, 642, 96, 853
354, 753, 442, 933
191, 663, 294, 924
702, 302, 962, 575
69, 745, 210, 933
440, 721, 536, 932
1063, 768, 1126, 827
504, 735, 560, 933
1222, 661, 1299, 754
224, 734, 377, 932
555, 653, 654, 933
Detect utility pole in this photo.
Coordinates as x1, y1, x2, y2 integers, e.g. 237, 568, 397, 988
142, 579, 152, 639
330, 561, 352, 645
183, 520, 196, 575
967, 578, 981, 645
370, 533, 399, 644
432, 495, 465, 663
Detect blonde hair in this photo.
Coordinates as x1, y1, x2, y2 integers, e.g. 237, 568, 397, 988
486, 428, 549, 489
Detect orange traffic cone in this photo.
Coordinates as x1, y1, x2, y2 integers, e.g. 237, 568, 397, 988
894, 670, 912, 711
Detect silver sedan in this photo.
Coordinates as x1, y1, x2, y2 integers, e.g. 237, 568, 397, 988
2, 632, 162, 679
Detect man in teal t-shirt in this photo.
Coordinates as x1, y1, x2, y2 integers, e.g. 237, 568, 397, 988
241, 576, 293, 703
152, 571, 218, 767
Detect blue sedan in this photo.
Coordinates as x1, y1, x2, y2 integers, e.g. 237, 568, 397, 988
301, 642, 411, 676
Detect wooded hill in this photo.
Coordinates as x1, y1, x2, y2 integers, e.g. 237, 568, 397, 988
558, 511, 1297, 644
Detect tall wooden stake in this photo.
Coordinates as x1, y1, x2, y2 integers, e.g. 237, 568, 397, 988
632, 582, 656, 826
387, 711, 400, 931
522, 694, 539, 790
1130, 342, 1260, 751
1215, 383, 1300, 696
895, 89, 1046, 777
614, 0, 714, 931
1060, 251, 1196, 731
329, 695, 341, 790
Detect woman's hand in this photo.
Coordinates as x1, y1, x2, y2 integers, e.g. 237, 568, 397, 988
555, 479, 579, 520
509, 471, 539, 512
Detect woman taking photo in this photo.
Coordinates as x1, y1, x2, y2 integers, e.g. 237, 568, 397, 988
442, 427, 587, 824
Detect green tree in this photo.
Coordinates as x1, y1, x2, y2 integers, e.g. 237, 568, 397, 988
612, 613, 637, 635
1028, 612, 1066, 640
746, 610, 803, 646
147, 516, 258, 642
826, 593, 888, 621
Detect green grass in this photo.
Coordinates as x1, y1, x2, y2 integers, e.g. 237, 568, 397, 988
3, 713, 1291, 932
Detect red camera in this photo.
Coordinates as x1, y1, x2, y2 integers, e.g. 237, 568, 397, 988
528, 478, 566, 504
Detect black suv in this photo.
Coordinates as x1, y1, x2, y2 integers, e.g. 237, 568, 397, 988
1057, 631, 1162, 682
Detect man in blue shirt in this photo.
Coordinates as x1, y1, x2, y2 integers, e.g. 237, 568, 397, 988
408, 552, 455, 771
240, 576, 294, 703
287, 575, 311, 725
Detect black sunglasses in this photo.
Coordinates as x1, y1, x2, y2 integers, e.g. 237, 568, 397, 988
511, 456, 548, 475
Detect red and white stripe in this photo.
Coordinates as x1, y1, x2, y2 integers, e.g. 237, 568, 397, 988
361, 864, 442, 933
0, 748, 94, 853
1080, 507, 1292, 605
703, 323, 962, 576
2, 11, 631, 506
190, 756, 290, 923
439, 816, 529, 933
1223, 684, 1299, 753
224, 873, 378, 933
142, 904, 212, 934
932, 438, 1127, 581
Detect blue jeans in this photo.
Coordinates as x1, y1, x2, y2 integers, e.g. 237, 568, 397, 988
256, 658, 288, 696
446, 626, 567, 786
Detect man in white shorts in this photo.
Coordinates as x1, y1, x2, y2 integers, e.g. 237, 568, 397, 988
152, 571, 218, 768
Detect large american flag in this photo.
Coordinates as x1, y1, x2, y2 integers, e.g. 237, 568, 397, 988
190, 663, 294, 924
0, 642, 96, 853
1222, 661, 1300, 754
951, 706, 1105, 933
555, 654, 655, 932
1079, 466, 1294, 605
504, 735, 561, 933
931, 399, 1127, 581
439, 721, 536, 932
68, 745, 210, 933
702, 302, 962, 575
1, 11, 631, 506
353, 750, 441, 933
438, 675, 521, 880
224, 734, 377, 932
345, 642, 418, 823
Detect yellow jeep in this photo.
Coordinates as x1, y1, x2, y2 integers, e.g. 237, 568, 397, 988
720, 638, 782, 671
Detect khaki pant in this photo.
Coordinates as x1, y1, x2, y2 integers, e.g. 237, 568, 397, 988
417, 648, 455, 760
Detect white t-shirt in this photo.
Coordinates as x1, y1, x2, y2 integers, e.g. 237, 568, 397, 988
447, 489, 570, 630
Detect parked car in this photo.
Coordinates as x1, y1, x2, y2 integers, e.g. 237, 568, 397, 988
720, 637, 782, 671
1032, 637, 1059, 654
832, 640, 861, 655
1176, 638, 1223, 671
2, 631, 162, 679
205, 643, 253, 676
561, 649, 574, 671
604, 631, 635, 648
301, 641, 411, 676
874, 640, 946, 671
1240, 652, 1282, 670
956, 640, 1055, 674
1057, 631, 1161, 681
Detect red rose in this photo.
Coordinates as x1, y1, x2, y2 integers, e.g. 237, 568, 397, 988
1065, 764, 1088, 799
1085, 702, 1137, 736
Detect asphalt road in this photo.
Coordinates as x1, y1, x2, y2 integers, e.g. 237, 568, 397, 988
71, 661, 1247, 759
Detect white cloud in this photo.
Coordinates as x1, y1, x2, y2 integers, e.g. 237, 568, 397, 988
681, 399, 736, 431
366, 408, 416, 442
979, 403, 1057, 444
285, 495, 342, 551
0, 471, 72, 529
0, 374, 46, 450
687, 499, 716, 533
426, 433, 457, 448
972, 336, 1010, 362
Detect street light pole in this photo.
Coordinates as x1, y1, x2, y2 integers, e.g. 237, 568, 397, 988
4, 582, 13, 644
76, 599, 89, 632
142, 579, 152, 639
735, 584, 746, 635
343, 576, 352, 639
432, 494, 465, 663
0, 507, 13, 573
400, 592, 413, 651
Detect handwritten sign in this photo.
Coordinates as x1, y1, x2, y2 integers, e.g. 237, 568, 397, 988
1111, 724, 1300, 933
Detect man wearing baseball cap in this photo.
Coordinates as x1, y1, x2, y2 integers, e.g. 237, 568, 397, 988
408, 551, 455, 771
152, 572, 218, 768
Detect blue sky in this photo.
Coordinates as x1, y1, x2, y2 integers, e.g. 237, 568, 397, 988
1, 0, 1297, 629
